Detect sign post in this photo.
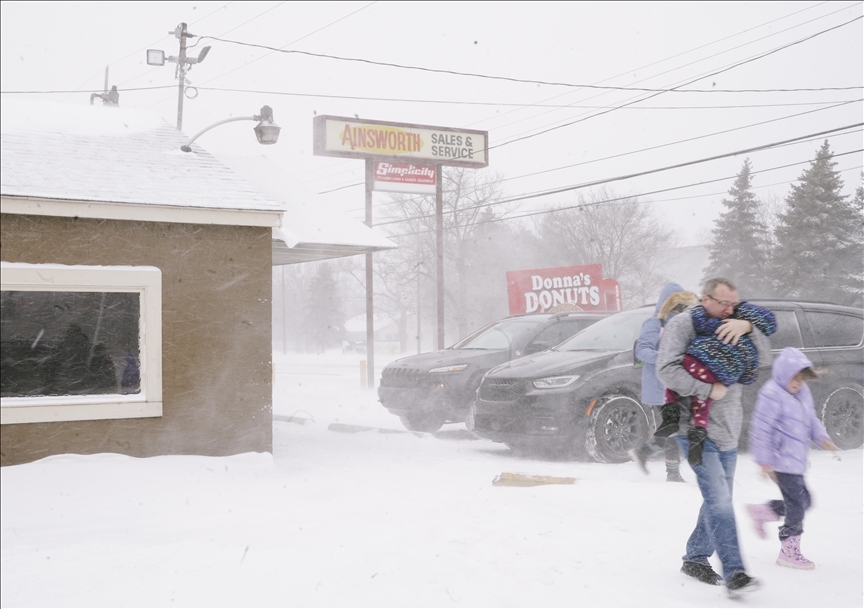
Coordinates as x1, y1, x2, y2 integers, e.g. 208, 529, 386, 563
313, 116, 488, 387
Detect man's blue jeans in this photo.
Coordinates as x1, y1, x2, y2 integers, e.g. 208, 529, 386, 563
675, 435, 746, 581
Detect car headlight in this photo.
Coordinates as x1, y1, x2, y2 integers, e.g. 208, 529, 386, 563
429, 364, 469, 373
532, 375, 580, 389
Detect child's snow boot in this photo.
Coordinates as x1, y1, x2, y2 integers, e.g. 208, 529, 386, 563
777, 535, 815, 570
746, 503, 780, 539
628, 443, 654, 474
653, 402, 681, 438
687, 427, 708, 466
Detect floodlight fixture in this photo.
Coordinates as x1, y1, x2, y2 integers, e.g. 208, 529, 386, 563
190, 46, 211, 65
146, 49, 165, 66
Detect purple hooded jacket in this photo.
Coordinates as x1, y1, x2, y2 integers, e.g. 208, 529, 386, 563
748, 347, 830, 475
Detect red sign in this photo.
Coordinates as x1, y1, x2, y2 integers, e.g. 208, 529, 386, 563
602, 278, 622, 312
372, 162, 437, 194
506, 264, 621, 314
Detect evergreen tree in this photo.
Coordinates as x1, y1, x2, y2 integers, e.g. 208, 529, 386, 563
772, 141, 862, 307
301, 262, 345, 353
702, 158, 772, 297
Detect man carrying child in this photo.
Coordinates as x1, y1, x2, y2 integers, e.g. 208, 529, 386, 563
656, 277, 773, 598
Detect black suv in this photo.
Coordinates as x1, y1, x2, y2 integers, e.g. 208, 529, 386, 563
377, 312, 609, 432
472, 300, 863, 462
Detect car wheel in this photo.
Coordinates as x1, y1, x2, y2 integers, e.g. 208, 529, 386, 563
586, 395, 650, 464
399, 412, 446, 433
820, 384, 864, 450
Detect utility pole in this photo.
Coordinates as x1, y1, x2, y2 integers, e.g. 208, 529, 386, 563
147, 24, 211, 131
174, 23, 190, 131
435, 164, 445, 349
365, 159, 375, 389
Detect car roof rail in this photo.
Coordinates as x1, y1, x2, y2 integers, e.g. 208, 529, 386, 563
750, 298, 848, 307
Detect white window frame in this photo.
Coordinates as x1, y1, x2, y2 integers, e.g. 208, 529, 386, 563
1, 262, 162, 424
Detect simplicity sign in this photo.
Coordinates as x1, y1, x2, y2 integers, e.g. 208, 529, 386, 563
313, 115, 488, 168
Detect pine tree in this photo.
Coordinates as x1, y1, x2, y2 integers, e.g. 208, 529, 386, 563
772, 141, 862, 307
301, 262, 345, 353
702, 158, 772, 297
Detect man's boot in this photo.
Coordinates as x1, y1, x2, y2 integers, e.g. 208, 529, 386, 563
777, 535, 815, 570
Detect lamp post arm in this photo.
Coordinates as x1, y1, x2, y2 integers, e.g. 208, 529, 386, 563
181, 115, 256, 152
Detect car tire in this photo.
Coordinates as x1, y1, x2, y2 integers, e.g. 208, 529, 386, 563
820, 384, 864, 450
399, 412, 446, 433
586, 395, 650, 464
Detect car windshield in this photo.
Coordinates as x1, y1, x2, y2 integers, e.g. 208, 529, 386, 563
450, 318, 545, 350
556, 309, 652, 352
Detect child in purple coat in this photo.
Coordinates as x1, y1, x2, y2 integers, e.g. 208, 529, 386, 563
746, 347, 837, 570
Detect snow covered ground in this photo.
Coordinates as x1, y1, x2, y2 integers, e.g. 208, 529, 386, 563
1, 349, 862, 608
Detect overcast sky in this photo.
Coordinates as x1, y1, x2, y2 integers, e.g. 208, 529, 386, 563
2, 1, 862, 246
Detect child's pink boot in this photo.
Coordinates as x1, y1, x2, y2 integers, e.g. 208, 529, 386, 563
777, 535, 815, 570
746, 503, 779, 539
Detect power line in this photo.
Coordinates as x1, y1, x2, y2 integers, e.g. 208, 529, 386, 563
6, 83, 860, 110
381, 152, 864, 239
142, 1, 378, 111
61, 2, 236, 100
305, 3, 861, 190
363, 126, 863, 216
468, 1, 860, 132
371, 125, 863, 227
323, 104, 863, 199
199, 15, 863, 95
184, 2, 378, 87
489, 17, 864, 153
495, 100, 863, 186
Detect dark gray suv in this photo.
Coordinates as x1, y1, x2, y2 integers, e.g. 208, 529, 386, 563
377, 312, 608, 432
472, 300, 863, 462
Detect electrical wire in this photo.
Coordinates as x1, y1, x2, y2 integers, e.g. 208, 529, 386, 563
495, 100, 863, 185
381, 152, 864, 239
61, 2, 236, 100
358, 125, 864, 216
199, 15, 862, 95
323, 105, 863, 199
142, 1, 378, 110
369, 125, 862, 226
474, 1, 861, 133
5, 83, 860, 111
489, 17, 863, 154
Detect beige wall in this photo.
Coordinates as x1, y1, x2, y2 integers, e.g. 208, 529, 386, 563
1, 214, 273, 466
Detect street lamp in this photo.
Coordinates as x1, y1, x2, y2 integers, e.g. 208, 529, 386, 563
180, 106, 281, 152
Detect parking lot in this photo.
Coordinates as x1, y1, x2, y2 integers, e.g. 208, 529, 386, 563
270, 349, 863, 608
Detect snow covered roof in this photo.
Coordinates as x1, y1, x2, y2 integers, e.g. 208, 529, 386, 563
0, 99, 286, 227
213, 154, 396, 265
0, 100, 396, 264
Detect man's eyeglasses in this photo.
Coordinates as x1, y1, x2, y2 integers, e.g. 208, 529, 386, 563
705, 294, 739, 308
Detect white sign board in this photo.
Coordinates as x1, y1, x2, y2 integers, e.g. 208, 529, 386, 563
313, 115, 488, 168
372, 162, 437, 194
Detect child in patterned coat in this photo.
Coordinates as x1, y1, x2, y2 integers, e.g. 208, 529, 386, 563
654, 301, 777, 466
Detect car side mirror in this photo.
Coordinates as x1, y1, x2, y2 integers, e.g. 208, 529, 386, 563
526, 341, 551, 355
